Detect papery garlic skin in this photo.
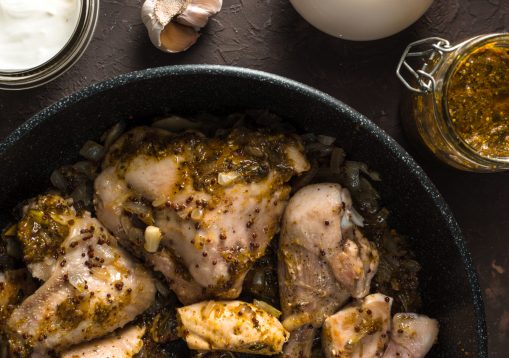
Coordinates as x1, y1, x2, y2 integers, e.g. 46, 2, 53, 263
141, 0, 222, 53
177, 0, 223, 29
142, 0, 184, 50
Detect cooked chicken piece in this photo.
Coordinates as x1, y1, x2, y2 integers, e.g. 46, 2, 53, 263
278, 183, 379, 356
95, 166, 207, 305
7, 195, 156, 355
322, 293, 392, 358
382, 313, 438, 358
0, 269, 37, 317
95, 126, 309, 303
61, 325, 145, 358
177, 300, 289, 355
0, 269, 38, 357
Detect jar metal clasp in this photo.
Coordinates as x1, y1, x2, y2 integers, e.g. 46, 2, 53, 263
396, 37, 458, 94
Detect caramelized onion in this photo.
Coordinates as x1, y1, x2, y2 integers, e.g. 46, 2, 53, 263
79, 140, 105, 162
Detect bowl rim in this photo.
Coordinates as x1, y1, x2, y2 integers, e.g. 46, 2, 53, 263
0, 64, 488, 355
0, 0, 100, 91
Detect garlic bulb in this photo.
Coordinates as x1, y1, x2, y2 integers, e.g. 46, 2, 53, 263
141, 0, 223, 53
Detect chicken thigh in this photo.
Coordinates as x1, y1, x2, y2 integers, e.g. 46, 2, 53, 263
6, 195, 156, 356
94, 126, 309, 303
278, 184, 379, 357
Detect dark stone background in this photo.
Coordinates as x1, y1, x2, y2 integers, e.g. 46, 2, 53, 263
0, 0, 508, 355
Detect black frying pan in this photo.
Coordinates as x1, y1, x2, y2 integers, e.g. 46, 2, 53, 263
0, 65, 487, 357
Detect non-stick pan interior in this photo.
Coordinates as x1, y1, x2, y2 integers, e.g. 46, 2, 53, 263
0, 65, 487, 357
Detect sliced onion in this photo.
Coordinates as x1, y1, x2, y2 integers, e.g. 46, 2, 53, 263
79, 141, 105, 162
101, 121, 126, 149
346, 161, 381, 182
151, 116, 201, 132
317, 135, 336, 146
120, 216, 144, 244
253, 299, 282, 318
124, 201, 155, 225
124, 201, 152, 216
330, 147, 346, 174
359, 164, 381, 181
349, 206, 365, 227
282, 312, 312, 332
201, 300, 216, 318
306, 142, 333, 157
50, 169, 68, 192
343, 161, 362, 189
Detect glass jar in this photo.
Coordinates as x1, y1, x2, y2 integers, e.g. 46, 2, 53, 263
0, 0, 99, 91
397, 33, 509, 172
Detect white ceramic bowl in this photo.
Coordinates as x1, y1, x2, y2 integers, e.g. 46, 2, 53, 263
290, 0, 433, 41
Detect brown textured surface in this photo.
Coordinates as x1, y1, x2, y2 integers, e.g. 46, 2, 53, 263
0, 0, 507, 355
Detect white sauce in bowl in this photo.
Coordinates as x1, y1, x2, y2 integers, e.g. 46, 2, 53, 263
290, 0, 433, 41
0, 0, 81, 71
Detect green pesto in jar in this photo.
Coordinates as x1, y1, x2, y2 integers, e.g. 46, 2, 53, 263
447, 43, 509, 158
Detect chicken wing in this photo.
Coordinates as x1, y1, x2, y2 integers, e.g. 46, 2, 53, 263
61, 325, 145, 358
382, 313, 438, 358
6, 195, 156, 355
278, 183, 379, 357
177, 300, 289, 355
94, 126, 309, 303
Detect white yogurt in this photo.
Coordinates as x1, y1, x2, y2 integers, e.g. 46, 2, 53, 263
0, 0, 81, 71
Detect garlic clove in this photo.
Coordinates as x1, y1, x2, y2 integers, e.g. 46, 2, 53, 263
160, 22, 200, 53
217, 171, 239, 186
176, 0, 223, 29
141, 0, 187, 50
144, 225, 162, 253
141, 0, 221, 53
192, 0, 223, 14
